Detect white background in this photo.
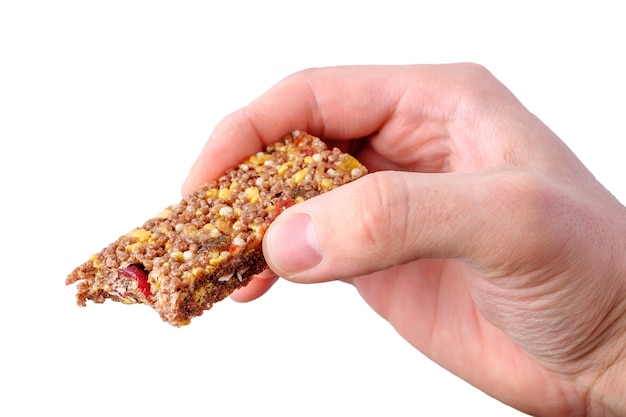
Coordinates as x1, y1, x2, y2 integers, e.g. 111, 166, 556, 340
1, 1, 624, 416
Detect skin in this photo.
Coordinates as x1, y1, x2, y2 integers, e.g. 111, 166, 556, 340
182, 64, 626, 416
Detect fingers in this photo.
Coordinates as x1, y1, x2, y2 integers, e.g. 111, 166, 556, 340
230, 269, 279, 303
182, 65, 400, 195
262, 169, 552, 283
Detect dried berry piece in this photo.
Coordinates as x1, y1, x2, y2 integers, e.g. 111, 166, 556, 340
118, 264, 151, 298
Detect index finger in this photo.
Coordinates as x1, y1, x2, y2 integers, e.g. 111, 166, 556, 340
182, 65, 422, 195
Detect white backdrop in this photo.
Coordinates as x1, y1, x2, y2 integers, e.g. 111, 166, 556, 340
1, 1, 624, 416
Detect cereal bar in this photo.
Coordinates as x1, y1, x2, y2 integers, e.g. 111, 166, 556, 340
66, 131, 367, 326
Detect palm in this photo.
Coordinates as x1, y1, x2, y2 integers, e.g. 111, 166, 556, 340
351, 260, 577, 416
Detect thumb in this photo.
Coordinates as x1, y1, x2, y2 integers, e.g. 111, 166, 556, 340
263, 169, 526, 283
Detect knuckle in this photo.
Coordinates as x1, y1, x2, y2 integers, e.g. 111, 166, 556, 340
448, 63, 509, 110
349, 172, 411, 257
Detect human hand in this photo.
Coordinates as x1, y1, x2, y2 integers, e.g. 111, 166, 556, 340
182, 64, 626, 416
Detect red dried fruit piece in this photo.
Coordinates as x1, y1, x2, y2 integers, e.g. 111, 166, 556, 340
275, 198, 296, 217
118, 264, 151, 298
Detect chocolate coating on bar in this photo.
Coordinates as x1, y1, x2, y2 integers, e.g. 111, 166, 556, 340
66, 131, 367, 326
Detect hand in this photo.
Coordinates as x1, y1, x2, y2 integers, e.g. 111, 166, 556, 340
182, 64, 626, 416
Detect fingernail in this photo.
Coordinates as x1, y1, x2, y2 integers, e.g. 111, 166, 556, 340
265, 213, 322, 275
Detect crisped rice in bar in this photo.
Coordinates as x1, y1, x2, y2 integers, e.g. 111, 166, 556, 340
66, 131, 368, 326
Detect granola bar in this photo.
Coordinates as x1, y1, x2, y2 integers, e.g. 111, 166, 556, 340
66, 131, 367, 326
